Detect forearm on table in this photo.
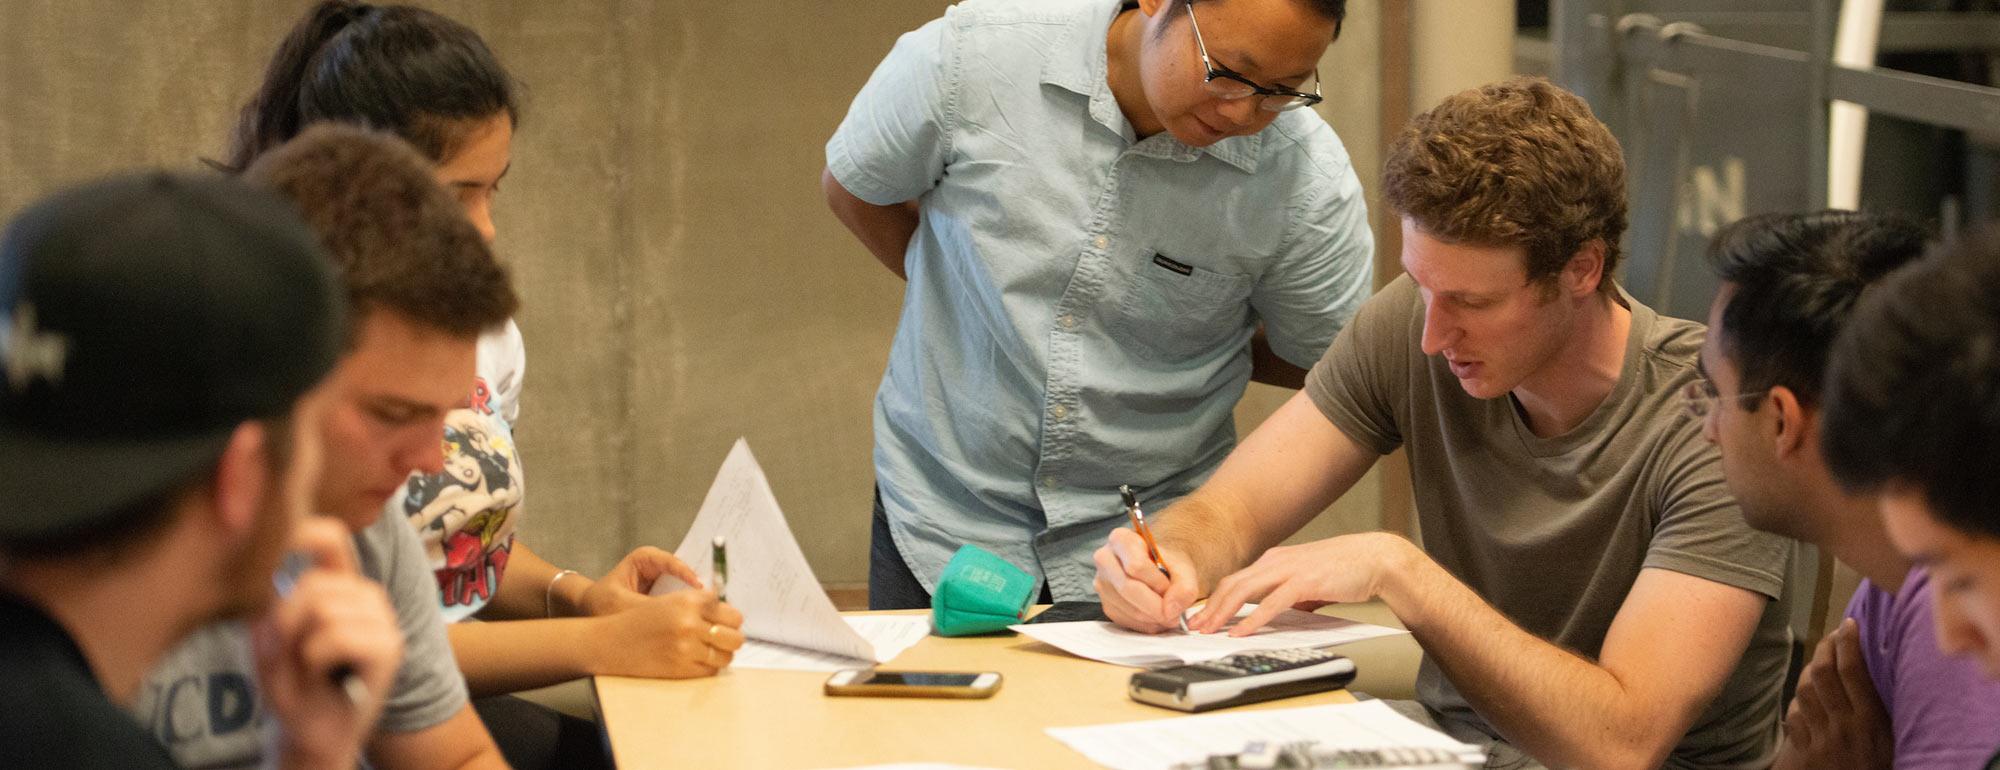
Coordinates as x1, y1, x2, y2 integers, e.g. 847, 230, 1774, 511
483, 542, 592, 620
1153, 489, 1272, 594
447, 618, 600, 698
1382, 554, 1692, 770
1155, 392, 1378, 592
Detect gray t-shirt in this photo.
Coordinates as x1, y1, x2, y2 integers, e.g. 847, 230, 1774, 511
131, 513, 468, 769
1305, 275, 1795, 769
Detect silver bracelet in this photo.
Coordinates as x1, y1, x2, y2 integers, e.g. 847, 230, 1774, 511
545, 569, 581, 618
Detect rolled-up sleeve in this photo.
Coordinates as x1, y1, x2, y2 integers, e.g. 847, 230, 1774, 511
1253, 155, 1374, 369
826, 11, 957, 206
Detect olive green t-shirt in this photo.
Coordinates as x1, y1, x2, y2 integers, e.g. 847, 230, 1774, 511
1305, 275, 1795, 769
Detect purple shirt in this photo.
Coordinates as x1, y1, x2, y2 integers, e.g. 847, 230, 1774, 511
1846, 568, 2000, 768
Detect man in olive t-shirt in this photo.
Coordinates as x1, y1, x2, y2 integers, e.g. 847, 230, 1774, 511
1094, 77, 1795, 770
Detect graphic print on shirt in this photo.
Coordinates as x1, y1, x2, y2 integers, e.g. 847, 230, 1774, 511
467, 374, 494, 417
400, 407, 523, 621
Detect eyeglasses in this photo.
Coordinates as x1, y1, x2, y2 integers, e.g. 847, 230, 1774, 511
1681, 379, 1769, 419
1184, 0, 1324, 112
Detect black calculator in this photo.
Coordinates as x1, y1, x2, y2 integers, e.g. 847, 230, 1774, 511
1129, 647, 1357, 712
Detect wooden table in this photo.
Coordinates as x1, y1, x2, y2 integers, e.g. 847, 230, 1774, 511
595, 609, 1359, 769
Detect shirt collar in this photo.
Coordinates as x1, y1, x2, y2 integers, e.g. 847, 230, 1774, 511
1041, 0, 1264, 173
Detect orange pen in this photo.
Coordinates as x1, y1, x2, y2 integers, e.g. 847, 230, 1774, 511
1120, 484, 1190, 633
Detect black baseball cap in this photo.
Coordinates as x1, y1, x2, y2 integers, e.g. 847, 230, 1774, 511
0, 171, 346, 544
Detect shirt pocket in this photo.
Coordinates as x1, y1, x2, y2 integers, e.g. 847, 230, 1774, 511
1109, 254, 1254, 361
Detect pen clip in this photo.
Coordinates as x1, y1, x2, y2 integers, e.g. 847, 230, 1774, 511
1119, 484, 1145, 528
1119, 484, 1165, 564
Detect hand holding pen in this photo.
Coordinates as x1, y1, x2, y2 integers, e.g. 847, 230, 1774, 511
257, 517, 403, 770
1091, 485, 1199, 635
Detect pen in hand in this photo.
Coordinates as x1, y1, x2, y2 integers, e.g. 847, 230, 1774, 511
274, 552, 370, 709
711, 536, 728, 603
1120, 484, 1190, 634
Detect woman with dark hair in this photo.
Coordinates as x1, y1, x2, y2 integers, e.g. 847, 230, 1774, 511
216, 4, 745, 769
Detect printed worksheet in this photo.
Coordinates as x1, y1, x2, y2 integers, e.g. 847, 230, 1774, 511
1047, 701, 1482, 770
1011, 605, 1405, 667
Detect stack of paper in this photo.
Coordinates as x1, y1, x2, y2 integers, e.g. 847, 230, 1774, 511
1046, 701, 1483, 770
652, 439, 927, 671
1011, 606, 1406, 667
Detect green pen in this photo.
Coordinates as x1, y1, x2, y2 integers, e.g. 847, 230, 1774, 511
711, 535, 728, 602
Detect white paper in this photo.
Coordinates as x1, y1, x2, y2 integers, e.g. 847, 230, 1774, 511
652, 439, 883, 662
812, 765, 1008, 770
1046, 701, 1482, 770
1010, 605, 1407, 667
732, 615, 933, 672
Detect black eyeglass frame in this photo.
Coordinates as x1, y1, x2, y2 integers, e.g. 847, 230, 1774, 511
1184, 0, 1324, 112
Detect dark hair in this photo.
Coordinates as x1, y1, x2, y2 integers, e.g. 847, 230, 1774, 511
1707, 211, 1929, 407
224, 0, 518, 172
1, 416, 295, 564
1160, 0, 1347, 40
1822, 226, 2000, 540
1383, 77, 1627, 295
245, 124, 517, 339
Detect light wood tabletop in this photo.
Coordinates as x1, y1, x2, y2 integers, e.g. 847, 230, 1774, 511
594, 609, 1361, 769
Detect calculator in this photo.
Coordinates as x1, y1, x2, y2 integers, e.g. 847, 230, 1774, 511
1128, 647, 1357, 712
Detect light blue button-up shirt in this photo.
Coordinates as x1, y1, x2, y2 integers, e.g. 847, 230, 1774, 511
827, 0, 1373, 600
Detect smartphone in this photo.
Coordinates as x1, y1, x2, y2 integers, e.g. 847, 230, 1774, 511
823, 669, 1002, 699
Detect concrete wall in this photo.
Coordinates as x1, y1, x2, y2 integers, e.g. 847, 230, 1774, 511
0, 0, 1387, 587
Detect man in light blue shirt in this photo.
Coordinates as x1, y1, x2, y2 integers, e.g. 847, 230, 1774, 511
823, 0, 1373, 606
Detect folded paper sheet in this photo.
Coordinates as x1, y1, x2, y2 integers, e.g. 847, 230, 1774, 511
652, 439, 922, 670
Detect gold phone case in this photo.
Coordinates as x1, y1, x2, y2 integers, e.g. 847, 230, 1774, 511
823, 670, 1002, 699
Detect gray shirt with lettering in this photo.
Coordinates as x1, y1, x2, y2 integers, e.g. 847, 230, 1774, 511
1305, 275, 1795, 769
131, 513, 468, 769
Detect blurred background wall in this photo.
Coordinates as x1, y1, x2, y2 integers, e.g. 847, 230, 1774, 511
0, 0, 1519, 599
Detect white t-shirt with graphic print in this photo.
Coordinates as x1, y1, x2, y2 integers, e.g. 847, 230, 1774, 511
390, 319, 528, 622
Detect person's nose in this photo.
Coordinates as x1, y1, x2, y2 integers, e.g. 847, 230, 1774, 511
1215, 95, 1260, 128
401, 428, 447, 476
468, 200, 496, 244
1420, 299, 1458, 357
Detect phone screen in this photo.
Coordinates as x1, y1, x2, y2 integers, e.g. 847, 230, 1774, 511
859, 672, 983, 687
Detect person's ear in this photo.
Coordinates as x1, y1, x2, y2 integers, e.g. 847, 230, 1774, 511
206, 422, 270, 539
1564, 239, 1608, 298
1768, 386, 1811, 458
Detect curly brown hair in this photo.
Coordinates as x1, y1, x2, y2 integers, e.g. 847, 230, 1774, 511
1383, 76, 1627, 295
245, 123, 518, 340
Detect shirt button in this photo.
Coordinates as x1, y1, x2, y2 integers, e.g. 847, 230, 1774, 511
1050, 404, 1069, 421
1040, 476, 1058, 489
1058, 314, 1078, 329
1093, 236, 1109, 250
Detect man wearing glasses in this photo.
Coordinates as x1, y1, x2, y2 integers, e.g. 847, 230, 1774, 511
1695, 212, 2000, 770
822, 0, 1373, 609
1097, 78, 1797, 769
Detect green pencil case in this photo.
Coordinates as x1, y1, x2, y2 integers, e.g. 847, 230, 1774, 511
930, 544, 1038, 636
